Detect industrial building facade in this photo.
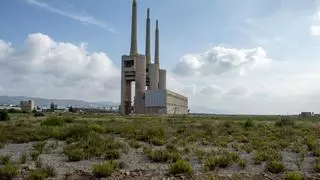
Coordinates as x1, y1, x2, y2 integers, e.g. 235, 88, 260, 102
120, 0, 188, 115
145, 89, 188, 114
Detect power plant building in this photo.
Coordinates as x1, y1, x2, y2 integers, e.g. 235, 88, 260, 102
120, 0, 188, 115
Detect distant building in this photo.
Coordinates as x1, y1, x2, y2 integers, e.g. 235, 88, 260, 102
144, 89, 188, 114
20, 100, 35, 111
300, 112, 314, 117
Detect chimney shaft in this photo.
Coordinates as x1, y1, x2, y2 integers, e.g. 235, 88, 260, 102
154, 20, 159, 65
145, 8, 151, 66
130, 0, 137, 56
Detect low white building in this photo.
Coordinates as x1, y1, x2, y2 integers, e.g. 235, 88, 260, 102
144, 89, 188, 114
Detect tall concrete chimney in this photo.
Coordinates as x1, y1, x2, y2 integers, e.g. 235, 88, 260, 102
130, 0, 138, 56
145, 8, 151, 66
154, 20, 159, 65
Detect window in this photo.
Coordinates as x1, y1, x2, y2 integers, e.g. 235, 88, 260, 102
124, 60, 134, 68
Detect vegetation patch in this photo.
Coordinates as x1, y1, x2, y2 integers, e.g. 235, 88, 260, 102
0, 154, 11, 165
169, 159, 193, 175
0, 110, 10, 121
284, 171, 303, 180
0, 164, 19, 179
265, 160, 285, 173
91, 161, 118, 178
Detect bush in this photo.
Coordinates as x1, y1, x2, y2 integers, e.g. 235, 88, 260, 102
314, 158, 320, 172
92, 161, 118, 178
64, 148, 86, 161
27, 169, 48, 180
0, 164, 19, 179
27, 165, 56, 179
0, 110, 10, 121
253, 150, 282, 164
265, 160, 285, 173
205, 155, 232, 170
147, 149, 170, 162
7, 108, 21, 113
34, 111, 45, 117
30, 151, 40, 161
169, 159, 193, 175
275, 116, 294, 127
284, 171, 303, 180
20, 153, 27, 164
128, 139, 141, 149
41, 116, 64, 126
243, 119, 254, 128
238, 158, 247, 169
104, 150, 120, 160
0, 155, 11, 165
34, 141, 46, 153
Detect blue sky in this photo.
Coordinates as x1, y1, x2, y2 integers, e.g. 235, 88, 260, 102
1, 0, 320, 114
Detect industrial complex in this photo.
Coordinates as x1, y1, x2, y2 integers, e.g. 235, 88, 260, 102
120, 0, 188, 115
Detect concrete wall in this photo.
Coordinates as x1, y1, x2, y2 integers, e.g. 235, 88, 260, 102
145, 89, 188, 115
165, 90, 188, 114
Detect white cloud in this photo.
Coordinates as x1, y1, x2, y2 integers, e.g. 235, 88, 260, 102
0, 33, 120, 102
26, 0, 114, 32
310, 25, 320, 36
173, 46, 271, 76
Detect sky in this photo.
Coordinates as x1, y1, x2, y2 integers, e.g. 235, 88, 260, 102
1, 0, 320, 114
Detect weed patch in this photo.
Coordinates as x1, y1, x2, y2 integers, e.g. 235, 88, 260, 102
284, 171, 303, 180
169, 159, 192, 175
92, 161, 118, 178
265, 160, 285, 173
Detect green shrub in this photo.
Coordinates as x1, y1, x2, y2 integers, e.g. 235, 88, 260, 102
275, 117, 294, 127
147, 149, 170, 162
59, 125, 91, 141
34, 141, 46, 153
41, 116, 64, 126
27, 170, 47, 180
0, 110, 10, 121
64, 148, 86, 161
169, 159, 192, 175
34, 112, 45, 117
265, 160, 285, 173
41, 165, 56, 177
7, 108, 21, 113
0, 164, 19, 179
92, 161, 118, 178
284, 171, 303, 180
305, 138, 317, 151
30, 151, 40, 161
150, 137, 165, 146
237, 158, 247, 169
104, 150, 120, 160
128, 139, 141, 149
195, 149, 205, 160
63, 116, 75, 123
314, 158, 320, 172
27, 166, 56, 180
205, 155, 232, 170
0, 155, 11, 165
20, 153, 28, 164
253, 150, 282, 164
0, 143, 4, 149
166, 144, 178, 152
243, 119, 254, 128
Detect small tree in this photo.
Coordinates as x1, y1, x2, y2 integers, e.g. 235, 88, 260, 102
0, 110, 10, 121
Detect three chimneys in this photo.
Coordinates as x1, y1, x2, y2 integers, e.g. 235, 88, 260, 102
130, 0, 160, 68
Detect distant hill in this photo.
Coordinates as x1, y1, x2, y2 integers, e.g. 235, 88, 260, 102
0, 96, 118, 108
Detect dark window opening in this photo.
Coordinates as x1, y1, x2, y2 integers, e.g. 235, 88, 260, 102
124, 60, 134, 68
